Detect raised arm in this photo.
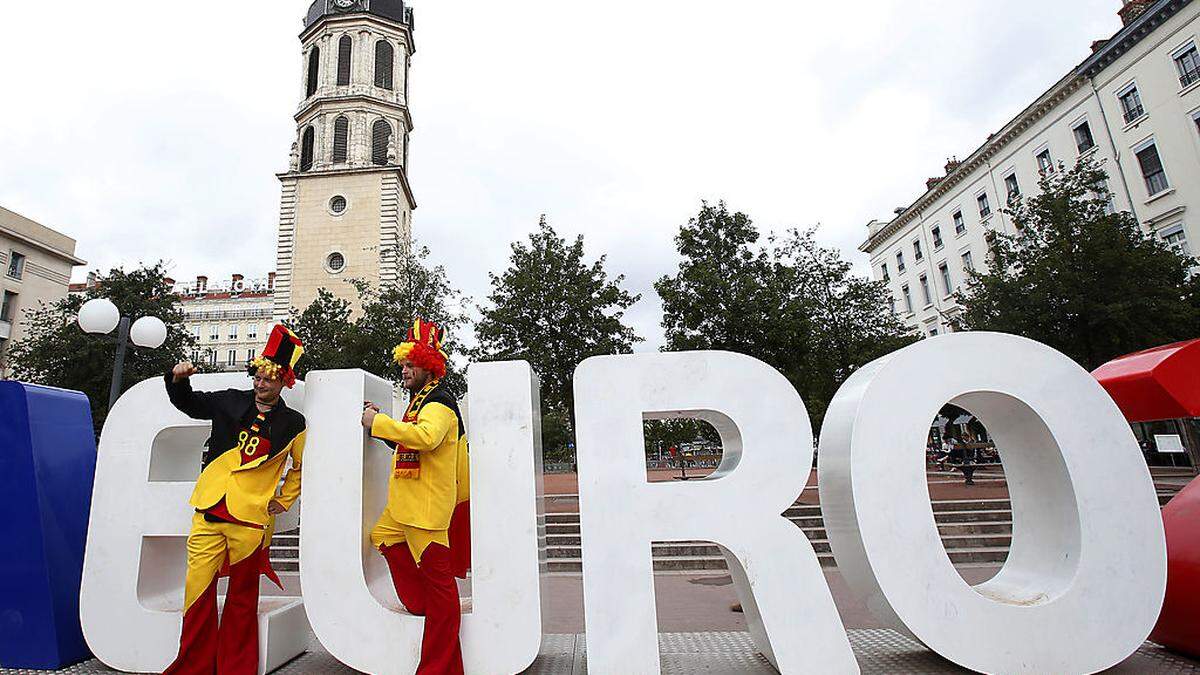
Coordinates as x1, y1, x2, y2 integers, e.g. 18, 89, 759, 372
369, 402, 455, 452
163, 361, 220, 420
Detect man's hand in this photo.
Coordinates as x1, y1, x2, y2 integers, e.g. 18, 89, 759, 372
362, 401, 380, 430
268, 500, 286, 515
172, 361, 197, 382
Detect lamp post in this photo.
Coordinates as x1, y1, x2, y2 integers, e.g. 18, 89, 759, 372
77, 298, 167, 412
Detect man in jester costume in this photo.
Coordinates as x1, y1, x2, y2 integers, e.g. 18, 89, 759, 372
361, 318, 471, 675
161, 325, 307, 675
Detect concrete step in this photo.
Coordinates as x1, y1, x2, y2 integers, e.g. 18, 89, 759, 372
544, 546, 1011, 573
543, 523, 1014, 549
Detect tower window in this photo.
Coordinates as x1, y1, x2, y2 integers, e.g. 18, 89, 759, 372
333, 116, 350, 164
300, 126, 315, 172
329, 195, 348, 215
372, 119, 392, 166
337, 36, 353, 86
375, 40, 394, 90
325, 252, 347, 274
306, 46, 320, 98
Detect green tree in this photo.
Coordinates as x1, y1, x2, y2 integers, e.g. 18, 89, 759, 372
656, 202, 916, 431
291, 244, 471, 393
952, 159, 1200, 370
5, 263, 198, 433
474, 217, 642, 459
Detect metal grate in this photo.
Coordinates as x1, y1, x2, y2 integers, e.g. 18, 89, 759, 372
375, 40, 394, 90
372, 119, 392, 166
337, 36, 352, 86
332, 116, 349, 164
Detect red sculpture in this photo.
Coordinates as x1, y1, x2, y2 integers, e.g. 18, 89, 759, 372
1149, 475, 1200, 657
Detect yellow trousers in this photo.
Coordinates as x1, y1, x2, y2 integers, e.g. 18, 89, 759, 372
370, 508, 448, 564
183, 512, 268, 611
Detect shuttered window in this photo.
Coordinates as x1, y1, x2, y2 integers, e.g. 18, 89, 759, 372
306, 47, 321, 97
300, 126, 315, 172
337, 36, 352, 86
333, 116, 350, 164
372, 119, 392, 165
375, 40, 394, 90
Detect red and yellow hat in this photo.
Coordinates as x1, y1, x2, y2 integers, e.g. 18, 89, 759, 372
392, 318, 447, 379
248, 324, 305, 388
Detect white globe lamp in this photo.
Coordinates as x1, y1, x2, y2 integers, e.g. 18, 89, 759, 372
77, 298, 120, 335
130, 316, 168, 349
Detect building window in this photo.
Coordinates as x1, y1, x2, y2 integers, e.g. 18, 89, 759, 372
326, 251, 347, 274
1004, 173, 1021, 202
375, 40, 395, 90
229, 325, 238, 340
902, 285, 913, 313
929, 327, 939, 337
372, 119, 392, 166
977, 193, 991, 218
931, 226, 943, 249
332, 116, 350, 164
209, 325, 219, 341
247, 324, 258, 340
227, 350, 237, 367
962, 250, 974, 272
190, 325, 200, 340
1175, 42, 1200, 88
889, 297, 896, 315
896, 251, 906, 273
1036, 148, 1054, 175
1135, 142, 1170, 196
300, 126, 315, 172
246, 348, 256, 363
6, 251, 26, 280
329, 195, 348, 215
919, 274, 932, 306
1118, 84, 1145, 124
306, 46, 320, 98
1, 290, 17, 322
337, 35, 353, 86
881, 263, 890, 282
938, 262, 953, 296
1193, 110, 1200, 137
1073, 121, 1096, 153
953, 211, 966, 235
1160, 224, 1191, 255
913, 240, 923, 262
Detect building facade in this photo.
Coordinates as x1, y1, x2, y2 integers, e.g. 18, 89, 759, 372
0, 206, 86, 371
273, 0, 418, 321
861, 0, 1200, 337
174, 274, 276, 372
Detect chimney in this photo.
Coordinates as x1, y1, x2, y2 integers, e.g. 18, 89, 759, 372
196, 275, 208, 293
1119, 0, 1153, 26
944, 157, 961, 174
86, 271, 98, 287
1091, 39, 1110, 53
164, 277, 176, 287
926, 177, 944, 191
268, 272, 276, 290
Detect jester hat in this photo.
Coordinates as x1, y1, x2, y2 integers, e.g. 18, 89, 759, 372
392, 318, 447, 379
248, 324, 304, 388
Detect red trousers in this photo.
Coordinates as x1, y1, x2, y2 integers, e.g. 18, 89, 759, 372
163, 553, 260, 675
381, 543, 464, 675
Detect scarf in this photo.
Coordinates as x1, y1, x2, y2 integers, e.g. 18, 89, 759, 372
393, 378, 439, 479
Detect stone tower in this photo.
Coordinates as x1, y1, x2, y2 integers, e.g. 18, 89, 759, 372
274, 0, 417, 320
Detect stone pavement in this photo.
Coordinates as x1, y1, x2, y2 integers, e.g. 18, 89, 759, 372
6, 630, 1198, 674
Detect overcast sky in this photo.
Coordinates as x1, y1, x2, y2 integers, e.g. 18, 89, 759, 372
0, 1, 1123, 351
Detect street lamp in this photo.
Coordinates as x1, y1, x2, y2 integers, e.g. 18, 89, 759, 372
77, 298, 167, 411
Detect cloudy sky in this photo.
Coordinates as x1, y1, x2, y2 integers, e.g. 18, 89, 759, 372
0, 0, 1123, 350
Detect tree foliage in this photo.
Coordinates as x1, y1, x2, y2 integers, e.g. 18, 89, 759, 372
474, 218, 642, 459
656, 201, 916, 431
952, 160, 1200, 370
290, 244, 470, 394
5, 263, 198, 433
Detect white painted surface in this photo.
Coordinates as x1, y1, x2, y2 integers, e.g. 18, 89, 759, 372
818, 332, 1167, 674
299, 366, 545, 675
80, 373, 308, 674
574, 351, 857, 675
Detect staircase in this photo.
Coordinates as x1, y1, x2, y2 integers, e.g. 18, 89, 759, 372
267, 488, 1183, 577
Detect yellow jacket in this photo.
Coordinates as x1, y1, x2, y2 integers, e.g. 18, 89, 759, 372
371, 385, 468, 531
165, 374, 306, 526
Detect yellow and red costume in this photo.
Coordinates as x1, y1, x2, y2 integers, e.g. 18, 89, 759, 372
370, 319, 470, 675
162, 325, 306, 675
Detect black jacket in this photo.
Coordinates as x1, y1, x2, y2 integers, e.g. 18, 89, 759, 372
163, 373, 306, 471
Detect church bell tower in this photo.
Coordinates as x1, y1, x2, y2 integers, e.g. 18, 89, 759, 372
274, 0, 417, 320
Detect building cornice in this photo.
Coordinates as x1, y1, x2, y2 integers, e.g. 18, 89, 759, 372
861, 0, 1193, 257
276, 165, 417, 211
295, 95, 414, 131
0, 224, 86, 266
859, 72, 1085, 254
1078, 0, 1191, 77
300, 13, 415, 54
